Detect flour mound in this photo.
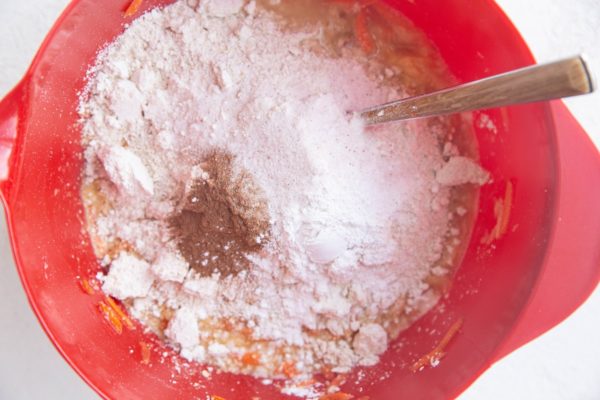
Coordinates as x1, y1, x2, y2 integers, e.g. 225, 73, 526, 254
80, 0, 485, 386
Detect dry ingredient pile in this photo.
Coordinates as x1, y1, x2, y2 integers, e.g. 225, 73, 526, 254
79, 0, 488, 389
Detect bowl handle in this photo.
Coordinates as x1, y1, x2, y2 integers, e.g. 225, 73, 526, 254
494, 101, 600, 361
0, 83, 23, 199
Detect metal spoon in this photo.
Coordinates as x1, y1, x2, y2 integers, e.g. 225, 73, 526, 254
360, 55, 595, 125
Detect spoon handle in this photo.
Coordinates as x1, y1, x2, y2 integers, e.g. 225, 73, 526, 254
361, 55, 595, 125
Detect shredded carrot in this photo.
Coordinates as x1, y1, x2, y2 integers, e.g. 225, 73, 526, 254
322, 366, 336, 380
241, 351, 261, 366
295, 378, 317, 387
281, 361, 298, 378
90, 278, 100, 289
211, 396, 226, 400
437, 319, 463, 351
483, 180, 514, 244
497, 180, 513, 237
319, 393, 354, 400
79, 279, 95, 295
98, 301, 123, 334
411, 318, 463, 372
124, 0, 143, 17
369, 2, 401, 41
370, 1, 404, 27
354, 9, 375, 55
106, 296, 135, 330
139, 341, 152, 365
329, 374, 347, 388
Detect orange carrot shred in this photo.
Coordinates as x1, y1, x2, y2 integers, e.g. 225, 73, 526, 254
355, 9, 374, 55
322, 366, 335, 380
241, 351, 261, 366
106, 296, 135, 330
411, 318, 463, 372
371, 1, 404, 27
281, 361, 298, 378
319, 393, 354, 400
79, 279, 95, 295
124, 0, 144, 17
497, 180, 513, 237
98, 301, 123, 334
296, 378, 317, 387
329, 374, 347, 388
437, 318, 463, 350
369, 2, 401, 41
211, 396, 226, 400
140, 341, 151, 365
484, 180, 514, 244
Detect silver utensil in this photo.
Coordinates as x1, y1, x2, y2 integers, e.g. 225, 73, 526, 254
360, 55, 595, 125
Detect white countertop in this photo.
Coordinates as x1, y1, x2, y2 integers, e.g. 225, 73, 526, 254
1, 1, 598, 399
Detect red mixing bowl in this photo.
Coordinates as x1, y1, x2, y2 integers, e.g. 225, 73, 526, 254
1, 0, 599, 399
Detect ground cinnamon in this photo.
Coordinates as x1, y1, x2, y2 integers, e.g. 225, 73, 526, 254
170, 150, 270, 277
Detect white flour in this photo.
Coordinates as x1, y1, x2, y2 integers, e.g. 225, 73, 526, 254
79, 0, 488, 384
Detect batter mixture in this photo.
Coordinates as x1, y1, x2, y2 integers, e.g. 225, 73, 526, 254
79, 0, 488, 394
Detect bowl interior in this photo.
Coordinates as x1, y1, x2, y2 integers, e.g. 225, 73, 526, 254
6, 0, 557, 398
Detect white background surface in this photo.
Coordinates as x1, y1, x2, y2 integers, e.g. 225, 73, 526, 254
0, 1, 599, 399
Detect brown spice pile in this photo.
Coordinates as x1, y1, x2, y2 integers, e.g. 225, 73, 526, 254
170, 150, 270, 277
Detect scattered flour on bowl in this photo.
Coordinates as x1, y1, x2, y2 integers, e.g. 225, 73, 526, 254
79, 0, 488, 389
